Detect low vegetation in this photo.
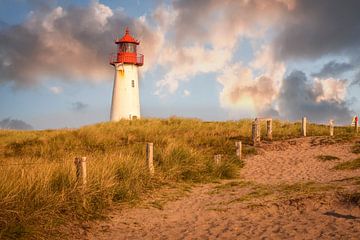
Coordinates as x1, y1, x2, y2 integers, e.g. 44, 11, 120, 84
352, 141, 360, 154
217, 181, 336, 204
334, 158, 360, 170
0, 118, 356, 239
337, 191, 360, 207
316, 155, 340, 161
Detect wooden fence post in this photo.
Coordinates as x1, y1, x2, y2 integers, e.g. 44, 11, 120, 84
235, 141, 242, 160
252, 119, 260, 146
266, 119, 273, 140
146, 143, 154, 175
74, 157, 87, 186
302, 117, 307, 137
214, 154, 222, 165
329, 120, 334, 137
355, 118, 359, 133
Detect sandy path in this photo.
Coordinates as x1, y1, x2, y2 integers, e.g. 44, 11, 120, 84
82, 189, 359, 240
241, 137, 360, 184
72, 137, 360, 240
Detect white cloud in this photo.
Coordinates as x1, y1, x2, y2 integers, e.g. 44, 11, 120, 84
156, 46, 232, 94
183, 89, 190, 97
152, 0, 290, 96
217, 45, 285, 114
313, 77, 347, 103
49, 86, 63, 94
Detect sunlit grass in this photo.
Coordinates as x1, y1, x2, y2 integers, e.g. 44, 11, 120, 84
0, 118, 356, 239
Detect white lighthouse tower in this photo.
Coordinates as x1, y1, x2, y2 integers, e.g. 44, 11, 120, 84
110, 28, 144, 121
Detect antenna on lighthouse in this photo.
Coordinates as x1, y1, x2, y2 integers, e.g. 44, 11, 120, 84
110, 27, 144, 121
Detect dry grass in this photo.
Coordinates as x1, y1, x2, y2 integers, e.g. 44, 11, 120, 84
316, 155, 340, 161
352, 141, 360, 154
334, 158, 360, 170
0, 118, 356, 239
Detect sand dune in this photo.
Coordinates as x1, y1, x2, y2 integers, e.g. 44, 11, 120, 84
72, 137, 360, 239
242, 137, 360, 184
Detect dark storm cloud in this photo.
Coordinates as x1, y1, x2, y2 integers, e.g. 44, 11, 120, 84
0, 118, 33, 130
71, 101, 88, 111
278, 71, 352, 124
274, 0, 360, 60
0, 1, 158, 87
312, 61, 354, 79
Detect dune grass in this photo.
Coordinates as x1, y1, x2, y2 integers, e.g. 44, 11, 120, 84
316, 155, 340, 161
334, 158, 360, 170
0, 118, 356, 239
352, 141, 360, 154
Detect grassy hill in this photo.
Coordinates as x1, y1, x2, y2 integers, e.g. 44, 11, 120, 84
0, 118, 356, 239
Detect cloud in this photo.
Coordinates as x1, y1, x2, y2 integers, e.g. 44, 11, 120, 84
1, 0, 358, 124
71, 101, 88, 111
352, 71, 360, 86
183, 89, 190, 97
312, 61, 354, 79
274, 0, 360, 60
49, 86, 63, 94
277, 71, 352, 124
156, 46, 232, 94
0, 118, 33, 130
313, 77, 347, 103
218, 64, 277, 112
154, 0, 291, 95
0, 1, 162, 87
272, 0, 360, 91
171, 0, 291, 48
217, 45, 285, 115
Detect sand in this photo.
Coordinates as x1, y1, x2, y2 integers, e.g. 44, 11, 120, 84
71, 137, 360, 239
242, 137, 360, 184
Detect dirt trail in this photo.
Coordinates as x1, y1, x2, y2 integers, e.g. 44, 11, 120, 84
242, 137, 360, 184
72, 137, 360, 240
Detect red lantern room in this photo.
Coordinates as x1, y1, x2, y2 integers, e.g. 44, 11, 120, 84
110, 27, 144, 66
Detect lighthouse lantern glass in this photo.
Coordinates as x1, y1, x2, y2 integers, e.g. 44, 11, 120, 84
119, 43, 137, 53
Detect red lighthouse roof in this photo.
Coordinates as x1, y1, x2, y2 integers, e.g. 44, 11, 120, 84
115, 27, 140, 45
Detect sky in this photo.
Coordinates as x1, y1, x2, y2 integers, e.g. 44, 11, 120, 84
0, 0, 359, 129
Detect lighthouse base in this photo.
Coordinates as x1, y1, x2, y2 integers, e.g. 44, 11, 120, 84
110, 63, 140, 121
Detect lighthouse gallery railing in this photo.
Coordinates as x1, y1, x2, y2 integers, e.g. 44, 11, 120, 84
109, 53, 144, 66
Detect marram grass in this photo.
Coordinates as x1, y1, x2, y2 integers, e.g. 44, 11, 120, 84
0, 118, 356, 239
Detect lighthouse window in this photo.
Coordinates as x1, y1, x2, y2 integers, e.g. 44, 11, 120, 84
131, 80, 135, 88
120, 43, 136, 53
127, 43, 136, 53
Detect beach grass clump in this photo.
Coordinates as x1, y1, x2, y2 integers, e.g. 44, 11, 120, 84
277, 182, 335, 196
352, 141, 360, 154
334, 158, 360, 170
316, 155, 340, 161
337, 191, 360, 206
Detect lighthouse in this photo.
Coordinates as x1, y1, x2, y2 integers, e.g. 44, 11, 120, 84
110, 28, 144, 121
